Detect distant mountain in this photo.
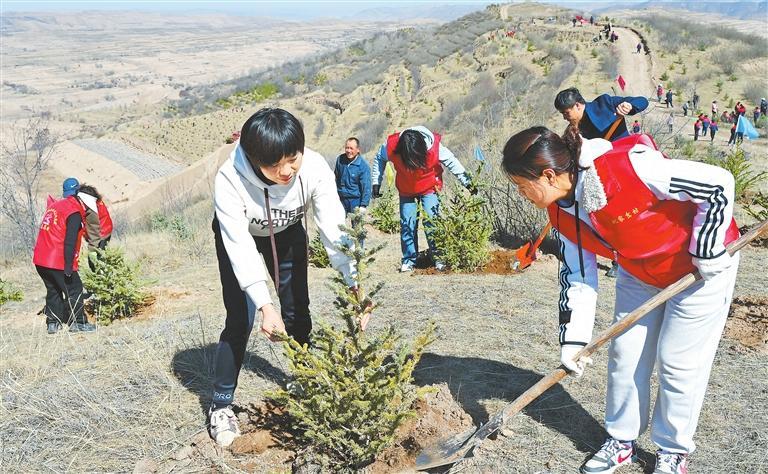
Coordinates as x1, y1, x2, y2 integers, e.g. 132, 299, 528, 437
550, 0, 767, 21
350, 3, 486, 22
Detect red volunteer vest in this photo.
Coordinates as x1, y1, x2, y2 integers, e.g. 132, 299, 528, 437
548, 134, 739, 288
33, 196, 86, 271
97, 200, 113, 237
386, 131, 443, 197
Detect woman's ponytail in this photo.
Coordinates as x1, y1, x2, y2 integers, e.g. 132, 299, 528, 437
561, 124, 583, 171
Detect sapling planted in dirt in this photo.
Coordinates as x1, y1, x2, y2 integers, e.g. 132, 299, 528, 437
82, 246, 151, 323
269, 209, 435, 470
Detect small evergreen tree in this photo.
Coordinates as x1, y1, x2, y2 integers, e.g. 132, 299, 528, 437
425, 181, 493, 272
82, 246, 149, 323
269, 210, 435, 470
369, 162, 400, 233
308, 233, 330, 268
0, 278, 23, 309
704, 147, 767, 202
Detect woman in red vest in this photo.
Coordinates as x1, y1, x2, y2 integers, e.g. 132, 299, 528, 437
371, 126, 475, 272
77, 184, 113, 252
501, 126, 739, 474
32, 178, 96, 334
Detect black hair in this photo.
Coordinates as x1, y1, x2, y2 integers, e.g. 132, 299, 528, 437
394, 129, 428, 170
554, 87, 586, 112
501, 125, 583, 180
346, 137, 359, 147
78, 183, 102, 200
240, 108, 305, 167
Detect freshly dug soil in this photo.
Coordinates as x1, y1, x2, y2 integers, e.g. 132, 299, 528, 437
414, 249, 557, 276
724, 296, 768, 354
365, 383, 475, 473
153, 384, 475, 473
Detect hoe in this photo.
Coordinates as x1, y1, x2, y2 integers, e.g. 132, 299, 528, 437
416, 218, 767, 470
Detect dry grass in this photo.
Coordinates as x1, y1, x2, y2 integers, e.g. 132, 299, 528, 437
1, 216, 767, 472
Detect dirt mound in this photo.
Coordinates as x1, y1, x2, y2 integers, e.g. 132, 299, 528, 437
140, 383, 473, 473
724, 296, 768, 354
414, 249, 557, 275
366, 383, 475, 473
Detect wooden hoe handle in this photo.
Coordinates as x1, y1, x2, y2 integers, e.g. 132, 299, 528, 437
500, 218, 768, 425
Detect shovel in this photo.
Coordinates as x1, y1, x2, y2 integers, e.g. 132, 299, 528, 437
511, 222, 552, 271
416, 218, 768, 470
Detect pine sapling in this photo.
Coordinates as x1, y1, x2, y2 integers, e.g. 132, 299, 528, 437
308, 233, 330, 268
269, 210, 435, 470
82, 246, 150, 323
369, 162, 400, 233
425, 173, 493, 272
0, 278, 23, 309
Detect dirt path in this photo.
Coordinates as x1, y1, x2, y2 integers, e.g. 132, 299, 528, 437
614, 27, 654, 97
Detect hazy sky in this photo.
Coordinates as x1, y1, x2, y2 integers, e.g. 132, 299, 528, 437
1, 0, 497, 19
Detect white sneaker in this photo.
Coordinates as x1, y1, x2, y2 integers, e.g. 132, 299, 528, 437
400, 263, 415, 273
208, 405, 240, 447
581, 438, 636, 473
654, 450, 688, 474
434, 261, 447, 272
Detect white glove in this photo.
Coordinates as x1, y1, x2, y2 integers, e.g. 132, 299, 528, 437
692, 253, 734, 281
560, 344, 593, 378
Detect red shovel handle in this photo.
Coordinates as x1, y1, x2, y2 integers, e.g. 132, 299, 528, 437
526, 222, 552, 259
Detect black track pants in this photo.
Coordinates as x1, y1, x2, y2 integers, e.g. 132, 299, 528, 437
35, 265, 85, 326
211, 216, 310, 407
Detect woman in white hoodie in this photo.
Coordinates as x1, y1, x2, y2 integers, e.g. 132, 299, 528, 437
208, 108, 356, 446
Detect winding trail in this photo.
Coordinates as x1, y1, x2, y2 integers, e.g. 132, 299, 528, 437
613, 27, 654, 97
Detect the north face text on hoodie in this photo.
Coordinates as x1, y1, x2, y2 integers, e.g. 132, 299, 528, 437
250, 205, 306, 230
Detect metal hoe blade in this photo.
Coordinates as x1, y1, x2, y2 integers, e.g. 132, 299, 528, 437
414, 427, 478, 470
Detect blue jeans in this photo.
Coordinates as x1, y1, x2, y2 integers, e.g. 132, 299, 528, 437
339, 196, 362, 215
399, 193, 439, 266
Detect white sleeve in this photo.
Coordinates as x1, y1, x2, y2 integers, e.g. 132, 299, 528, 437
629, 145, 735, 259
309, 159, 357, 284
214, 171, 272, 309
371, 144, 387, 186
555, 228, 598, 346
437, 143, 470, 186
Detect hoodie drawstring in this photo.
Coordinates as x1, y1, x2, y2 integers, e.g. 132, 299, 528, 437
574, 200, 586, 280
264, 188, 280, 294
298, 176, 309, 265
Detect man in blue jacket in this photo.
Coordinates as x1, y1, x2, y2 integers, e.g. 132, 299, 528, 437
554, 87, 649, 141
334, 137, 372, 214
555, 87, 649, 278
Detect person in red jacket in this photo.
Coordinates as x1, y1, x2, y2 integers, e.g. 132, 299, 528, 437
501, 126, 739, 474
77, 184, 113, 251
33, 178, 96, 334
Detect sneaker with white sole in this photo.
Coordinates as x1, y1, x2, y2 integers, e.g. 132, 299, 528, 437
208, 405, 241, 447
581, 438, 636, 473
434, 261, 447, 272
654, 450, 688, 474
400, 263, 415, 273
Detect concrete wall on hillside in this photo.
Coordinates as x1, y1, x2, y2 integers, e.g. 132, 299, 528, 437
117, 143, 234, 222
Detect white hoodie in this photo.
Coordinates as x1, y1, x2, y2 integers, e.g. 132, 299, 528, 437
214, 143, 355, 310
